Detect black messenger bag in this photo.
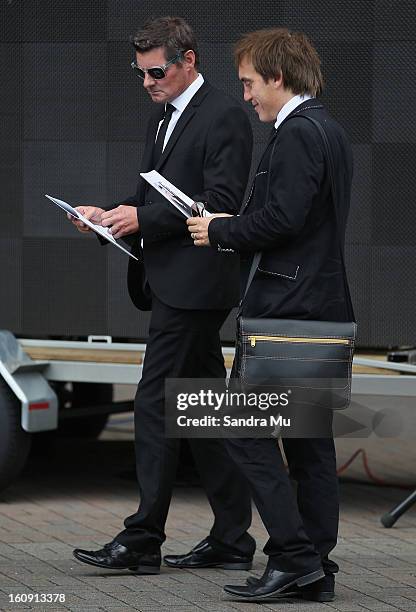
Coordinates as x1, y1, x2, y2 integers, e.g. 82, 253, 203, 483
234, 115, 357, 410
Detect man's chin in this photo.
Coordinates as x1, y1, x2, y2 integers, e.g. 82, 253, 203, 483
253, 107, 265, 122
148, 92, 167, 103
257, 110, 273, 123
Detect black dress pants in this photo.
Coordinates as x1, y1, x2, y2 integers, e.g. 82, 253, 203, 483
116, 297, 255, 556
283, 437, 339, 576
224, 433, 338, 574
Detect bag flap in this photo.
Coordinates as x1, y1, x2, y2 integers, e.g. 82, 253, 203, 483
240, 317, 357, 341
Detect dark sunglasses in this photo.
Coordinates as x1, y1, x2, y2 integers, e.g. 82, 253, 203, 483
131, 51, 184, 80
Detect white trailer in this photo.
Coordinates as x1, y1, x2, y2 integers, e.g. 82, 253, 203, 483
1, 329, 416, 492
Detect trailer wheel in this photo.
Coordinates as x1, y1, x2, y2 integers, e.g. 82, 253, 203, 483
0, 379, 32, 492
55, 382, 112, 438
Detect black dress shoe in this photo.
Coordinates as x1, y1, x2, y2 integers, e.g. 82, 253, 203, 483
246, 573, 335, 602
298, 574, 335, 602
246, 574, 298, 596
224, 566, 324, 599
73, 541, 160, 574
163, 538, 252, 570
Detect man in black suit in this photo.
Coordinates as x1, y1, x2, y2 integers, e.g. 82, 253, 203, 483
71, 17, 255, 574
188, 28, 353, 601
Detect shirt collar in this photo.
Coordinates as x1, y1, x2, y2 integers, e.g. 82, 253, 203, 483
170, 73, 205, 113
274, 93, 312, 130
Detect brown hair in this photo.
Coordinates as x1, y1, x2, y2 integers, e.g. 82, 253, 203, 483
234, 28, 323, 96
132, 16, 200, 69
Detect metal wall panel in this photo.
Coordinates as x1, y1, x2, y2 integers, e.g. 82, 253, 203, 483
23, 142, 107, 237
0, 239, 23, 331
0, 0, 414, 347
22, 238, 108, 336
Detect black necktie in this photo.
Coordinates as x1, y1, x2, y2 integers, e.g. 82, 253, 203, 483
152, 103, 175, 166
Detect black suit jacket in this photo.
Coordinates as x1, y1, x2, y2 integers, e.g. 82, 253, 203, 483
118, 81, 253, 310
208, 100, 353, 321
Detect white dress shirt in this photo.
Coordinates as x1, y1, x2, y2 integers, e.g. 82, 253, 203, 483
274, 93, 312, 130
156, 73, 205, 151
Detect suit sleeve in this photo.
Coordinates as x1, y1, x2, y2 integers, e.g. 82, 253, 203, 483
208, 120, 324, 252
192, 105, 253, 213
138, 105, 253, 241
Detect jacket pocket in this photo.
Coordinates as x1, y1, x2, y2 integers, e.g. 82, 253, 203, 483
257, 255, 299, 281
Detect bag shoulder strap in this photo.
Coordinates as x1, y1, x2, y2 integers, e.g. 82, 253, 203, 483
240, 112, 355, 322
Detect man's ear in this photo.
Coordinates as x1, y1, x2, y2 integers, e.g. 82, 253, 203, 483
272, 71, 284, 89
182, 49, 196, 69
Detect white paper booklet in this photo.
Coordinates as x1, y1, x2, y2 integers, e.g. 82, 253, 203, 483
140, 170, 211, 218
45, 195, 138, 260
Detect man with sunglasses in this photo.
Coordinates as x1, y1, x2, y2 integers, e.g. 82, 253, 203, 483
71, 16, 255, 575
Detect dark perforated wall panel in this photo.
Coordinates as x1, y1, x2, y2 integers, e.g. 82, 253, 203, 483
1, 0, 415, 347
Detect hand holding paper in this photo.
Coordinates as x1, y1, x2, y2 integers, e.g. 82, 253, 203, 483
69, 205, 104, 233
187, 213, 233, 247
101, 205, 139, 239
45, 194, 138, 260
140, 170, 211, 218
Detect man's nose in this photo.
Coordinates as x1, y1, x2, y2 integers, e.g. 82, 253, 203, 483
243, 89, 252, 102
143, 72, 155, 88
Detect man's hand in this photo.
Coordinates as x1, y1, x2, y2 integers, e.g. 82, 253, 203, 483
68, 206, 104, 233
187, 213, 232, 247
101, 205, 139, 239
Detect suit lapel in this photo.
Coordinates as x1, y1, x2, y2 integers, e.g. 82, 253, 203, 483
144, 111, 163, 171
240, 99, 323, 215
240, 131, 277, 215
154, 107, 195, 170
138, 111, 163, 201
154, 82, 212, 171
255, 126, 278, 170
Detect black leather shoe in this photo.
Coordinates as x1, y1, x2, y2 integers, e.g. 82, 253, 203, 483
246, 573, 335, 602
163, 538, 252, 570
73, 541, 160, 574
299, 574, 335, 602
224, 566, 324, 599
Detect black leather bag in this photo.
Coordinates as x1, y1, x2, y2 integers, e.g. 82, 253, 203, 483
127, 239, 152, 311
234, 314, 356, 410
234, 115, 357, 410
